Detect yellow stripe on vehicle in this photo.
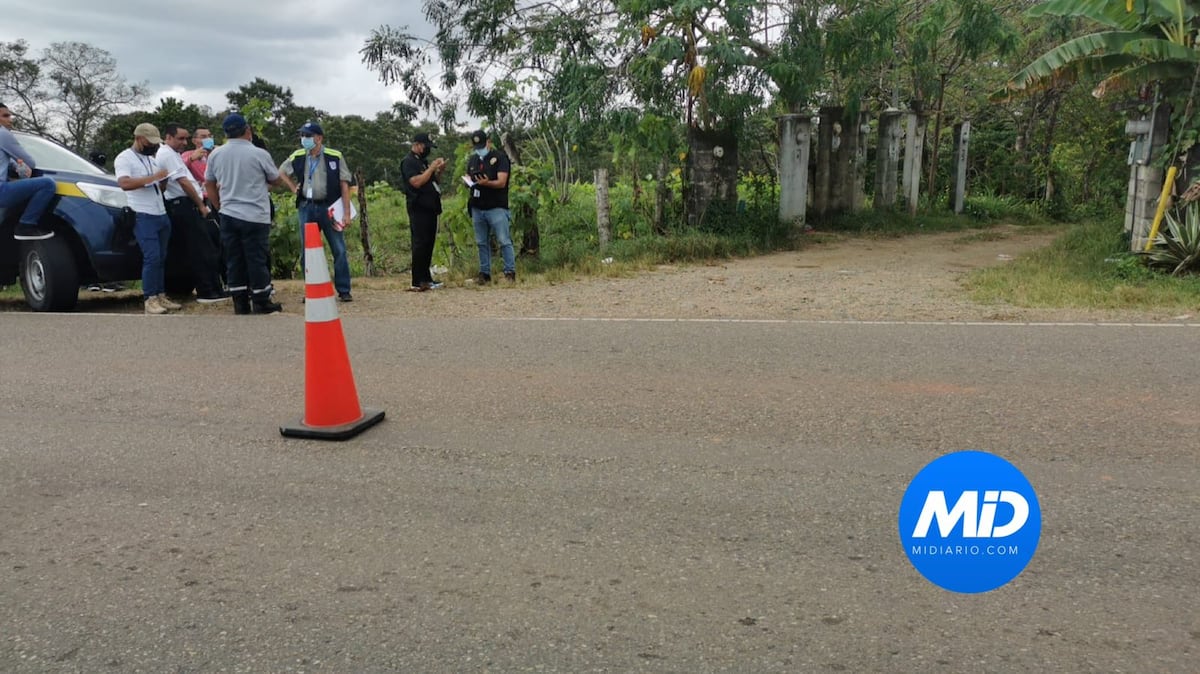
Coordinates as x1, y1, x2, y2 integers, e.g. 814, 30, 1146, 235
55, 182, 86, 198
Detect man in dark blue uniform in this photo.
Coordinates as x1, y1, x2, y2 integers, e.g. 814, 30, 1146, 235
466, 130, 514, 284
400, 131, 445, 291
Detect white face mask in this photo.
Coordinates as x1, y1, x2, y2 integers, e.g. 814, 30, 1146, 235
301, 137, 316, 150
475, 148, 489, 158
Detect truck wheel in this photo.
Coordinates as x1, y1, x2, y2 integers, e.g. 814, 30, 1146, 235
19, 237, 80, 312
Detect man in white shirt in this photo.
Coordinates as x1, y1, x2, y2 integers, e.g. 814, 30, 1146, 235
158, 123, 227, 303
115, 122, 176, 315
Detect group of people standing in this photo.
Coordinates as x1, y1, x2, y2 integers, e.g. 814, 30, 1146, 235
399, 128, 515, 291
116, 114, 286, 315
3, 101, 516, 313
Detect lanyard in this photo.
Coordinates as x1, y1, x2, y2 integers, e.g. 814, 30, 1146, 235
137, 153, 160, 195
307, 155, 320, 181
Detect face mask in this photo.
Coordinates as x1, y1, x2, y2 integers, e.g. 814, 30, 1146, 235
474, 148, 489, 159
201, 138, 214, 150
141, 143, 159, 156
301, 137, 316, 151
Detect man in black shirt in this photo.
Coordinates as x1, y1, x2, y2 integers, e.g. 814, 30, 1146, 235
400, 132, 445, 291
466, 130, 515, 283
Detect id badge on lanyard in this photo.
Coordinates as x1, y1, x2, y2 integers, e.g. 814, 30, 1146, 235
306, 157, 317, 200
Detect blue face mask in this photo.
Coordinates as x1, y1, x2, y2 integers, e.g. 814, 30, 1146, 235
474, 148, 489, 159
201, 138, 215, 150
301, 137, 316, 151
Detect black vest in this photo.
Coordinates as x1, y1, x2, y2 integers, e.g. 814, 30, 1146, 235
290, 149, 344, 206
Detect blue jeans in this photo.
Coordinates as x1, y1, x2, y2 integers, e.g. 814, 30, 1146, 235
472, 207, 515, 275
133, 212, 171, 298
298, 202, 350, 295
220, 214, 272, 299
0, 176, 56, 225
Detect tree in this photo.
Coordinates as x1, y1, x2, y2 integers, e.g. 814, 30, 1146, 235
995, 0, 1200, 102
0, 40, 50, 135
40, 42, 148, 152
91, 98, 220, 170
226, 78, 325, 164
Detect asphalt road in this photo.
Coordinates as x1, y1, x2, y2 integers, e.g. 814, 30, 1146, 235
1, 314, 1197, 672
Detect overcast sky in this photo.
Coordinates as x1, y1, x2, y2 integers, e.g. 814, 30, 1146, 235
5, 1, 434, 119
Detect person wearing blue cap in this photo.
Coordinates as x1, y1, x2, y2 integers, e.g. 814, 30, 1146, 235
278, 121, 354, 301
204, 113, 286, 314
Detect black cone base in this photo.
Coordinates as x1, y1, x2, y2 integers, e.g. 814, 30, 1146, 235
280, 408, 385, 441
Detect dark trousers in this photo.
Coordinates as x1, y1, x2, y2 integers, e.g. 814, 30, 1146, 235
165, 197, 223, 295
408, 206, 438, 286
219, 213, 272, 299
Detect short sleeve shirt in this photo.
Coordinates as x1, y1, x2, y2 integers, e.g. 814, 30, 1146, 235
155, 144, 191, 200
114, 148, 166, 215
400, 152, 441, 214
467, 150, 511, 210
204, 139, 279, 224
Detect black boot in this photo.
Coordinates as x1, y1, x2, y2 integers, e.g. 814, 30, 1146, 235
252, 295, 282, 314
232, 292, 252, 315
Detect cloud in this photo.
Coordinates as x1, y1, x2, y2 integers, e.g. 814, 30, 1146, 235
6, 0, 434, 117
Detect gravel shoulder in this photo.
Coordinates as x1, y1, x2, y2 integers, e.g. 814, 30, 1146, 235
6, 224, 1194, 321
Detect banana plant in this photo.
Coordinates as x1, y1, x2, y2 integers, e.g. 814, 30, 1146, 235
993, 0, 1200, 101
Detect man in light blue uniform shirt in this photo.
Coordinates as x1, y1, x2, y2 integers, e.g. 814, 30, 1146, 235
0, 102, 57, 240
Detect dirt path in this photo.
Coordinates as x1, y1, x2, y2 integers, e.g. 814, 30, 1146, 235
264, 225, 1186, 322
7, 225, 1192, 321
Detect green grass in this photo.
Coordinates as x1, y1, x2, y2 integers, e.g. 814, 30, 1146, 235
966, 219, 1200, 311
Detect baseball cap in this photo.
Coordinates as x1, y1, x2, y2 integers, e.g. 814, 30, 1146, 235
133, 123, 163, 144
299, 121, 324, 136
470, 130, 488, 149
411, 131, 437, 147
222, 113, 248, 136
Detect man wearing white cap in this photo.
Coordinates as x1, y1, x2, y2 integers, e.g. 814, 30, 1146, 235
115, 122, 175, 314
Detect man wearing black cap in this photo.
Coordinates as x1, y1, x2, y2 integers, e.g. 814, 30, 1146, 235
279, 121, 354, 301
400, 131, 446, 291
465, 130, 514, 284
204, 113, 286, 314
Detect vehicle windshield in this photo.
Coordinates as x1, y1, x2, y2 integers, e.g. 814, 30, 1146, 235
13, 131, 107, 176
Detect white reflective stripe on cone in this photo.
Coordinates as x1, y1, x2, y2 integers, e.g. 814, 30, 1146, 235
304, 248, 332, 285
305, 295, 339, 324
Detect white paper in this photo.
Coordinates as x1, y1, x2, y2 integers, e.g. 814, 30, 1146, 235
327, 197, 358, 222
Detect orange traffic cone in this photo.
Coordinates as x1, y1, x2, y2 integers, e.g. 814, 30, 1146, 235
280, 222, 385, 440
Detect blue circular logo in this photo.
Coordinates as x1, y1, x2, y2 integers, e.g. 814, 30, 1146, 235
898, 450, 1041, 593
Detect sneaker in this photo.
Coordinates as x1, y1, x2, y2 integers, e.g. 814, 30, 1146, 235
503, 271, 516, 283
473, 273, 492, 285
87, 284, 103, 292
144, 296, 168, 315
101, 282, 125, 292
420, 281, 443, 291
407, 285, 427, 292
13, 225, 54, 241
196, 290, 231, 304
157, 294, 183, 311
338, 292, 353, 302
